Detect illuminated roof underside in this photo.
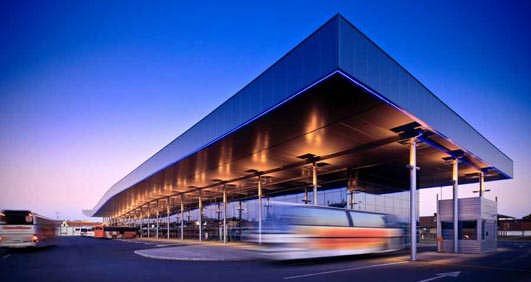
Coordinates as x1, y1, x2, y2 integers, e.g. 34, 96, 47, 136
86, 15, 512, 218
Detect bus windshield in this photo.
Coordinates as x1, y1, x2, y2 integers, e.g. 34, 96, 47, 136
0, 210, 34, 225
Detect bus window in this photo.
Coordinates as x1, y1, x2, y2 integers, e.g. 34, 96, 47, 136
287, 207, 350, 227
350, 211, 385, 228
0, 210, 33, 225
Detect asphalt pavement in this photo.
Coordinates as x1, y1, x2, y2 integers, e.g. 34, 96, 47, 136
0, 237, 529, 282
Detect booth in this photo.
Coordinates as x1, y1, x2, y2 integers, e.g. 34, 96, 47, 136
437, 197, 497, 253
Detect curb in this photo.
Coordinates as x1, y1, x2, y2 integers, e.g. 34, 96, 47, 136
133, 249, 256, 262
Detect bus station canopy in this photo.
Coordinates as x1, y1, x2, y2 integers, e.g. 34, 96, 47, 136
85, 15, 512, 218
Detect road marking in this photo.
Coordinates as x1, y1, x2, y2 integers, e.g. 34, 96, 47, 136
416, 260, 530, 273
418, 271, 460, 282
283, 261, 408, 280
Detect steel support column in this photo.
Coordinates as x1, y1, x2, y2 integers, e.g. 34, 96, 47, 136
238, 200, 243, 236
147, 208, 150, 238
258, 175, 262, 245
312, 163, 318, 206
452, 158, 459, 253
479, 171, 485, 198
223, 186, 228, 244
409, 138, 417, 261
167, 197, 170, 240
156, 209, 159, 240
139, 211, 143, 238
198, 195, 203, 241
180, 195, 184, 240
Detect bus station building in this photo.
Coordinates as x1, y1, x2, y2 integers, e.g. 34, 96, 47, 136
85, 15, 513, 260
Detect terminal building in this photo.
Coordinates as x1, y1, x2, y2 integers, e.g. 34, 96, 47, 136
84, 15, 512, 259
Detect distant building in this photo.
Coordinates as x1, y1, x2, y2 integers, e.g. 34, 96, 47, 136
419, 214, 437, 241
498, 215, 531, 238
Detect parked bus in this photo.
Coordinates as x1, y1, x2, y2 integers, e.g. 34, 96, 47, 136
94, 225, 137, 239
80, 227, 95, 237
0, 210, 57, 248
249, 202, 405, 260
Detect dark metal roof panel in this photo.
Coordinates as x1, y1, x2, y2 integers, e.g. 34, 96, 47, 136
336, 16, 513, 178
90, 16, 341, 216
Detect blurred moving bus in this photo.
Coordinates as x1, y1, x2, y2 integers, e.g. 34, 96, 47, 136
252, 202, 405, 260
0, 210, 57, 248
94, 225, 137, 239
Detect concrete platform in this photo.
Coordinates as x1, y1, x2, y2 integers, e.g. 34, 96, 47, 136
134, 244, 257, 261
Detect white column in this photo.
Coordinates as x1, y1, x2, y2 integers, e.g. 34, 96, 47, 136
479, 171, 485, 198
147, 208, 150, 238
258, 175, 262, 245
180, 195, 184, 240
478, 171, 484, 241
139, 212, 142, 238
452, 158, 459, 253
238, 200, 243, 236
223, 186, 228, 244
409, 138, 417, 261
167, 197, 170, 240
312, 163, 318, 206
198, 195, 202, 241
156, 209, 159, 240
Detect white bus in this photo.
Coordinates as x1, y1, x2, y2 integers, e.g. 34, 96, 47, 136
248, 202, 406, 260
80, 227, 95, 237
0, 210, 57, 248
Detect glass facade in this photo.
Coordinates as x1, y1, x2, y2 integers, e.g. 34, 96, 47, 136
143, 186, 413, 241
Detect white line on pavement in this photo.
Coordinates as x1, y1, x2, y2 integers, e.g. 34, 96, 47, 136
283, 261, 408, 280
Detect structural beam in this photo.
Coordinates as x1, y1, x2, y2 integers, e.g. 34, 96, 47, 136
167, 197, 170, 239
147, 207, 150, 238
452, 158, 459, 253
198, 194, 203, 241
409, 138, 417, 261
156, 208, 159, 240
479, 171, 485, 198
223, 185, 228, 244
258, 175, 262, 245
312, 163, 318, 205
180, 195, 184, 240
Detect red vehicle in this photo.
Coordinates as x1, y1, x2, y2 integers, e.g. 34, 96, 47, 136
94, 225, 137, 239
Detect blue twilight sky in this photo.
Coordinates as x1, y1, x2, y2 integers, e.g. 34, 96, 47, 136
0, 1, 530, 220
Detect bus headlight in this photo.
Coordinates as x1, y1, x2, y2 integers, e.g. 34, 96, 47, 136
32, 235, 39, 243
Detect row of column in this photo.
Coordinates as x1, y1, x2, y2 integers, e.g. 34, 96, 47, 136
409, 137, 487, 260
110, 139, 480, 263
110, 163, 323, 245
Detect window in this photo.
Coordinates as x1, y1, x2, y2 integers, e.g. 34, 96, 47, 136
441, 222, 453, 240
350, 211, 385, 227
0, 210, 34, 225
281, 207, 350, 227
441, 221, 477, 240
459, 221, 477, 240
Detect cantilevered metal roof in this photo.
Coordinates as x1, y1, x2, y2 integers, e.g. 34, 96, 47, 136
86, 15, 512, 217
